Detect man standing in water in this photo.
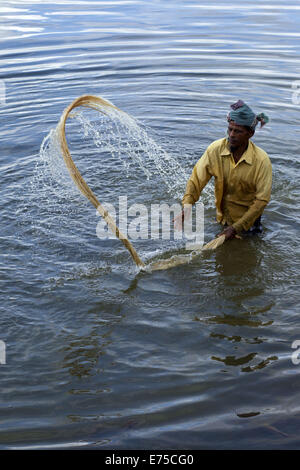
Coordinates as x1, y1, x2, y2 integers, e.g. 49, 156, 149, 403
175, 100, 272, 240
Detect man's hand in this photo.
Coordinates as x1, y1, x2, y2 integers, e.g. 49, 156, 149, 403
173, 205, 192, 231
218, 225, 237, 240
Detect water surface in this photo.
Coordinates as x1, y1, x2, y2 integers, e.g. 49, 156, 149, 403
1, 0, 300, 450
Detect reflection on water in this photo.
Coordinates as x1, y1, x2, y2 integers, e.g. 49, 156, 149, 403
1, 0, 300, 451
193, 236, 279, 374
211, 352, 278, 372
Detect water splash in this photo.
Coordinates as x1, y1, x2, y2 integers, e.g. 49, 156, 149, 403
25, 100, 192, 267
34, 104, 190, 209
70, 105, 189, 196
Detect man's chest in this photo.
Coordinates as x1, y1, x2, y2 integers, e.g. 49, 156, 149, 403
220, 158, 256, 195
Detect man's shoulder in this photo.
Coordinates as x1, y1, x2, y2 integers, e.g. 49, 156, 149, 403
250, 141, 271, 164
205, 137, 228, 156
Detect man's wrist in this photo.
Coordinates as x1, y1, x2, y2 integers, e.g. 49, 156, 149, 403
231, 223, 239, 233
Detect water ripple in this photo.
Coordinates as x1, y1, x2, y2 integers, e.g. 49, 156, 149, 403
1, 0, 300, 451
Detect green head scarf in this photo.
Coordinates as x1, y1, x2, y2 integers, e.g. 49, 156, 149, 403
227, 100, 269, 129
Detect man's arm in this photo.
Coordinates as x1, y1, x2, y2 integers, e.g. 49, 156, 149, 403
174, 150, 212, 230
182, 150, 212, 206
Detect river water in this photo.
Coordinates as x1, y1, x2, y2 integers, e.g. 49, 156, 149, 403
1, 0, 300, 450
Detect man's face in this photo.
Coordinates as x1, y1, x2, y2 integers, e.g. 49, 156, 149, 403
227, 120, 253, 150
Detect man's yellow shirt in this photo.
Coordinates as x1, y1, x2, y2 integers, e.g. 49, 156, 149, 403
182, 138, 272, 232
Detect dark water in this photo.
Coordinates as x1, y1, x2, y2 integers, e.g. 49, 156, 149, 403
1, 0, 300, 450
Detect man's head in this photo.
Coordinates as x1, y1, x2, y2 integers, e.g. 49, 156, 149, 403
226, 100, 269, 150
227, 120, 254, 151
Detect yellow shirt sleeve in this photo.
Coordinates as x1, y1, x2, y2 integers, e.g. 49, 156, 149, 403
232, 157, 272, 232
182, 150, 212, 206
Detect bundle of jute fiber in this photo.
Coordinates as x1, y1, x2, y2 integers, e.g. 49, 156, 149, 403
57, 94, 146, 269
149, 234, 227, 271
56, 94, 228, 272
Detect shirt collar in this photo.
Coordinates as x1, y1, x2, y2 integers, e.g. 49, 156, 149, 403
221, 139, 253, 165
